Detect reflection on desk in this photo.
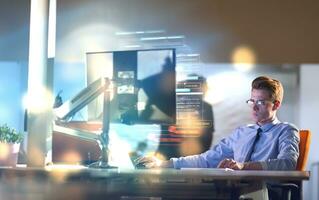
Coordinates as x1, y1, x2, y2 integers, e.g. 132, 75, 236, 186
0, 167, 310, 200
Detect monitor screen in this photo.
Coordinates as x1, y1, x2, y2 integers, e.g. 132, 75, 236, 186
86, 49, 176, 125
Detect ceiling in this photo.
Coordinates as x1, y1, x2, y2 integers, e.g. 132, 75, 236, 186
1, 0, 319, 63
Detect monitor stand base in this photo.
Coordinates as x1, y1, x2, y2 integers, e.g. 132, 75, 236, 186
88, 160, 117, 169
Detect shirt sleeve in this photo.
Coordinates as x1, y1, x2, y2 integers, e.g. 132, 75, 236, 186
171, 128, 238, 169
263, 126, 300, 170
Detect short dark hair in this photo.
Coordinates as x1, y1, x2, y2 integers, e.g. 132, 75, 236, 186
251, 76, 284, 102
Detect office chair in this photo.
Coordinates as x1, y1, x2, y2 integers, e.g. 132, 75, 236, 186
296, 130, 311, 171
269, 130, 311, 200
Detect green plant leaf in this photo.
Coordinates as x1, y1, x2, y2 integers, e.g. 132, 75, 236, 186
0, 123, 24, 143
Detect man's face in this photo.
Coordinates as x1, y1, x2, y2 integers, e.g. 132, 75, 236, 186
248, 89, 279, 125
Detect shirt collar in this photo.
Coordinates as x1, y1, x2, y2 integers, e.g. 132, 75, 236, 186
254, 117, 280, 132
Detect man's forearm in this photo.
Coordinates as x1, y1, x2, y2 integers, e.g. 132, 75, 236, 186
160, 159, 174, 168
242, 161, 263, 170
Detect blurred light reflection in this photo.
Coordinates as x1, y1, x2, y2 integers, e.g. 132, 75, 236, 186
231, 45, 256, 72
205, 72, 250, 105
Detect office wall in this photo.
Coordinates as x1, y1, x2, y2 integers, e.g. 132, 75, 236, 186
299, 65, 319, 200
0, 0, 30, 61
0, 61, 27, 132
53, 61, 86, 101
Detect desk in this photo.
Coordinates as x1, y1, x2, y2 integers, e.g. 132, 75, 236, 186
0, 167, 310, 200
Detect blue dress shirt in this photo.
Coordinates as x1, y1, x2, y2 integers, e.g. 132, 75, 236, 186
171, 117, 300, 170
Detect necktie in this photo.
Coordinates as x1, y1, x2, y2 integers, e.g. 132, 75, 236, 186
244, 128, 262, 162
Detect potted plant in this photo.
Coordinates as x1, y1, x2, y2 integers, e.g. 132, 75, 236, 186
0, 123, 23, 166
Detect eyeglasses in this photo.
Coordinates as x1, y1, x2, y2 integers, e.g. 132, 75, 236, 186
246, 99, 274, 106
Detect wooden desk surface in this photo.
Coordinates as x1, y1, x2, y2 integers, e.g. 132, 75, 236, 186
0, 166, 310, 181
0, 166, 310, 200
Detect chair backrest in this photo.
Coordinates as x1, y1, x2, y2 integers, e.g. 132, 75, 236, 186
296, 130, 311, 171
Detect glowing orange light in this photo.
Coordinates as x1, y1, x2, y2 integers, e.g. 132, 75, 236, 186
60, 151, 82, 163
179, 139, 202, 156
231, 45, 256, 72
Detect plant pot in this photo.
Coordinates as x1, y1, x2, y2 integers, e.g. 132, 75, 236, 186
0, 142, 20, 167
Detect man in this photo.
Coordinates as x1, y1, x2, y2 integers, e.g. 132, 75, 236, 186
136, 76, 300, 171
157, 74, 215, 158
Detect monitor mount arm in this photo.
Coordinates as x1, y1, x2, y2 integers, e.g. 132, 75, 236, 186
53, 77, 116, 168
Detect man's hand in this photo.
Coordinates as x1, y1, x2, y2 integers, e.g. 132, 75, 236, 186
134, 156, 173, 168
217, 158, 244, 170
217, 158, 263, 170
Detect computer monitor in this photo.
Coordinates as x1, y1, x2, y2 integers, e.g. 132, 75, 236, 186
86, 49, 176, 125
